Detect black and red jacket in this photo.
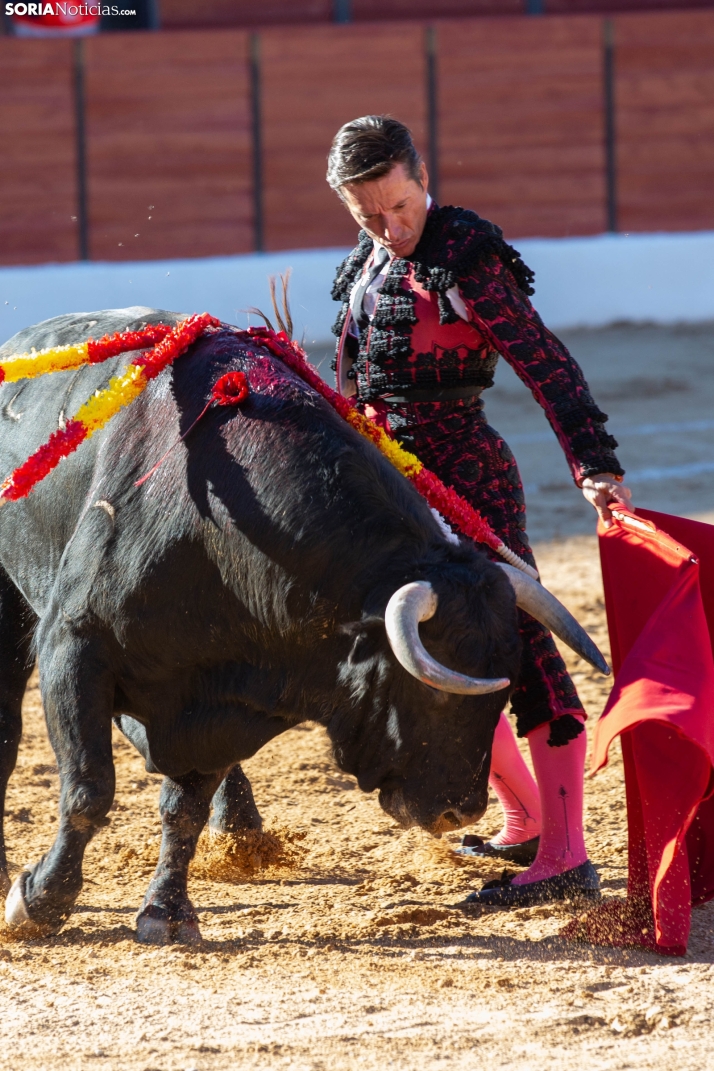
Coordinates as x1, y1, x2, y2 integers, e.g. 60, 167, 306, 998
332, 203, 624, 485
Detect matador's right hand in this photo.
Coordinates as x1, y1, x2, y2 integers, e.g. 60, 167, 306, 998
580, 473, 633, 529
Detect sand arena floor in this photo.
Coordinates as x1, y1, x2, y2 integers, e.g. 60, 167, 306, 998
1, 533, 713, 1071
2, 322, 714, 1068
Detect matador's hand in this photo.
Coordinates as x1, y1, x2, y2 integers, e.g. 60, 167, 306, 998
580, 473, 633, 529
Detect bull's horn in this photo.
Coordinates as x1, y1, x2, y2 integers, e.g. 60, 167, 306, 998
497, 563, 610, 675
384, 581, 510, 695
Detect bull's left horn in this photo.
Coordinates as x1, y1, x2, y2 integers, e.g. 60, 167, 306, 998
384, 581, 510, 695
497, 563, 610, 675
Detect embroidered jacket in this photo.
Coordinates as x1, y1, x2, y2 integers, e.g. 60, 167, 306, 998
332, 204, 624, 484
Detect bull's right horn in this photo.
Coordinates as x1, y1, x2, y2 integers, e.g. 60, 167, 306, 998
384, 581, 510, 695
497, 563, 610, 675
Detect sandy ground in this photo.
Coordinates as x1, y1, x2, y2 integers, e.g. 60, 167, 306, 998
1, 325, 713, 1069
1, 533, 713, 1071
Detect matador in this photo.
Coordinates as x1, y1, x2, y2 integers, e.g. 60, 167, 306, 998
327, 115, 633, 907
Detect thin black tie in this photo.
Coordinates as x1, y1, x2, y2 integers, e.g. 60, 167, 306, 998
349, 245, 389, 331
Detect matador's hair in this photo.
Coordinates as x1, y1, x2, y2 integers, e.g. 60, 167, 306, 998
327, 115, 424, 195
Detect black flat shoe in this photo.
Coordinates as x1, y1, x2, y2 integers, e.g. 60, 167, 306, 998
460, 860, 601, 909
454, 834, 540, 867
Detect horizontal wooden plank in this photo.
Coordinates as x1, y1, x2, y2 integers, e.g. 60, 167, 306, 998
615, 8, 714, 44
84, 30, 254, 261
0, 39, 78, 265
352, 0, 523, 19
259, 23, 427, 250
438, 15, 607, 238
160, 0, 330, 29
546, 0, 714, 12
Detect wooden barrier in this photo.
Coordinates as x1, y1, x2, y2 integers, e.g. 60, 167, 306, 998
615, 10, 714, 233
2, 11, 714, 264
259, 22, 427, 250
0, 39, 77, 265
438, 15, 607, 239
157, 0, 714, 27
83, 30, 253, 261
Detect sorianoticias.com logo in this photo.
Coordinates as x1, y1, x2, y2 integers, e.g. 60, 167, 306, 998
5, 4, 135, 13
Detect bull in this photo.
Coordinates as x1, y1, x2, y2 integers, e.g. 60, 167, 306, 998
0, 308, 605, 944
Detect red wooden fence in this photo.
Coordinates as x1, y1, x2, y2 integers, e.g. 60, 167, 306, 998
157, 0, 714, 28
439, 15, 607, 238
1, 9, 714, 265
83, 31, 253, 261
260, 22, 427, 251
616, 10, 714, 232
0, 39, 77, 265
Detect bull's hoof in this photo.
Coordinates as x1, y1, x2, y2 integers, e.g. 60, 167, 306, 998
135, 914, 172, 945
135, 903, 202, 946
4, 873, 29, 928
4, 872, 65, 937
173, 918, 202, 945
136, 915, 202, 945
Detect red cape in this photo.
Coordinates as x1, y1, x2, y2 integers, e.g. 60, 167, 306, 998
577, 509, 714, 955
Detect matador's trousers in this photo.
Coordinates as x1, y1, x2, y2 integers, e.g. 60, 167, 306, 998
382, 395, 585, 739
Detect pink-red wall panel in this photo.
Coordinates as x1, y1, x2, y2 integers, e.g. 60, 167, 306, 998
0, 40, 77, 265
259, 22, 427, 250
84, 30, 253, 261
438, 15, 607, 239
614, 10, 714, 232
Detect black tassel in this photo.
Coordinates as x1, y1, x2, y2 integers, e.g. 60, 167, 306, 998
547, 714, 585, 748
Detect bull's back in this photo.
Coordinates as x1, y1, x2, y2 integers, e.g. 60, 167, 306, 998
0, 304, 443, 636
0, 307, 184, 613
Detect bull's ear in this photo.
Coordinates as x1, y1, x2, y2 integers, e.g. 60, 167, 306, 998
338, 615, 384, 638
339, 616, 385, 666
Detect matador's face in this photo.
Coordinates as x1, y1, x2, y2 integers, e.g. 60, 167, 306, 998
341, 161, 430, 259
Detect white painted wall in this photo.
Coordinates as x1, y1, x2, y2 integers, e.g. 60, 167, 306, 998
1, 230, 713, 347
0, 248, 349, 349
518, 231, 714, 331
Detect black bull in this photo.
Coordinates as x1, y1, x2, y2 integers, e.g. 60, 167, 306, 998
0, 306, 524, 943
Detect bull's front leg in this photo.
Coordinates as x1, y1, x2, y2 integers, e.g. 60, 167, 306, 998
136, 769, 224, 945
5, 628, 115, 936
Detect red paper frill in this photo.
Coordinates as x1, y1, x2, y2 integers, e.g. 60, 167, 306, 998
212, 371, 249, 406
0, 420, 87, 501
86, 323, 173, 363
132, 313, 220, 379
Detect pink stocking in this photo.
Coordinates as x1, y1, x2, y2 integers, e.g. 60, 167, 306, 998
488, 712, 541, 846
512, 716, 588, 885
